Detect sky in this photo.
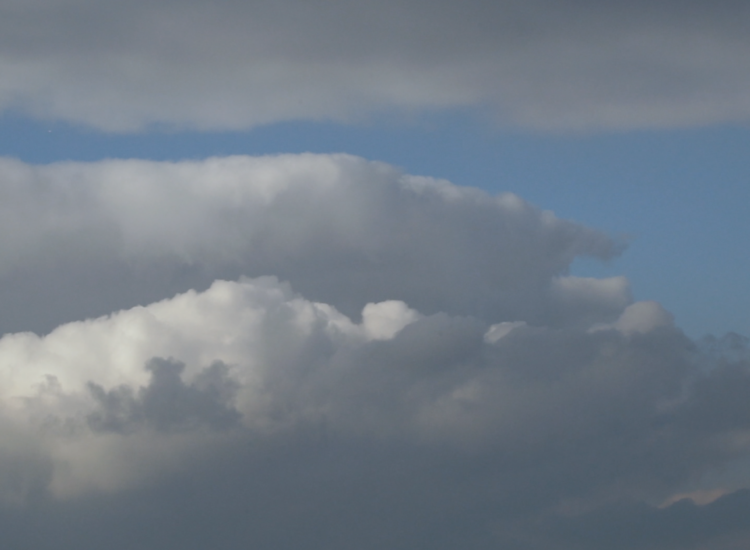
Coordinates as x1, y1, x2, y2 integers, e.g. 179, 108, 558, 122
0, 1, 749, 549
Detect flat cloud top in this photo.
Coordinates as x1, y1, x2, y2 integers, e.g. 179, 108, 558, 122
0, 153, 623, 335
1, 0, 748, 131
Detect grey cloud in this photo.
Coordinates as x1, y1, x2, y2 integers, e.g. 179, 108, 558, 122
677, 365, 750, 435
87, 357, 241, 433
531, 489, 750, 550
0, 0, 747, 130
0, 445, 52, 508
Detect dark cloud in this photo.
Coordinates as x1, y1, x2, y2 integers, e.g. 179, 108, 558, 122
0, 275, 746, 548
0, 0, 747, 130
87, 357, 241, 433
532, 489, 750, 550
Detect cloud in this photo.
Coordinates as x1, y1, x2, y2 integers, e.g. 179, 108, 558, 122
0, 275, 746, 547
86, 357, 242, 434
0, 154, 747, 547
0, 0, 748, 131
0, 153, 622, 335
533, 489, 750, 550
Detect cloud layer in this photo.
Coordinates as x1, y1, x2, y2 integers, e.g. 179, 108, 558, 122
0, 154, 748, 548
0, 153, 622, 335
1, 0, 749, 131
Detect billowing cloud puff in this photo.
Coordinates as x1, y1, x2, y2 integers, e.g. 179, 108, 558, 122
0, 277, 748, 548
0, 154, 748, 548
0, 0, 748, 131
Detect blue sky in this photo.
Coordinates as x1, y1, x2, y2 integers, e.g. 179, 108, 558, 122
1, 1, 750, 549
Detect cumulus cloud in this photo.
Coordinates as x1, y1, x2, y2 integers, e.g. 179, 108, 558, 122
0, 276, 747, 548
0, 153, 747, 548
0, 0, 748, 131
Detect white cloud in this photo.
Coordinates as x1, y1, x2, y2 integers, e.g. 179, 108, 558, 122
361, 300, 421, 340
614, 300, 675, 334
0, 0, 748, 131
589, 300, 675, 335
484, 320, 527, 343
0, 154, 620, 335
